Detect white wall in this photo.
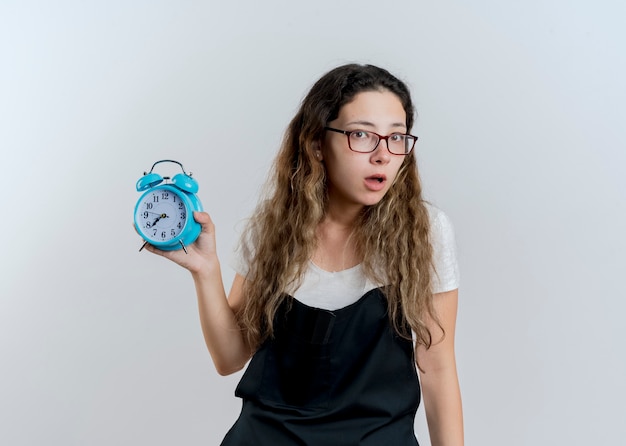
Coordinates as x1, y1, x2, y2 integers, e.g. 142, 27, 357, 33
1, 1, 624, 445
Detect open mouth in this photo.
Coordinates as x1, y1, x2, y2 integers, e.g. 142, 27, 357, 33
367, 175, 385, 183
364, 174, 387, 191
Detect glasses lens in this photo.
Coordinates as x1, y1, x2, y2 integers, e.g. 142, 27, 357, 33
348, 131, 379, 152
387, 134, 415, 154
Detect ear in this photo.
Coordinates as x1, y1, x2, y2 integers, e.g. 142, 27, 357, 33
312, 141, 323, 161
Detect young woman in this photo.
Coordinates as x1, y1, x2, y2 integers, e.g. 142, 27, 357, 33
144, 64, 464, 445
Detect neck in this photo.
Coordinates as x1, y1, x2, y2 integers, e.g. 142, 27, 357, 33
324, 199, 364, 229
313, 201, 364, 272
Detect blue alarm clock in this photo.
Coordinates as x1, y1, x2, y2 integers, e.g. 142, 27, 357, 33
134, 159, 203, 253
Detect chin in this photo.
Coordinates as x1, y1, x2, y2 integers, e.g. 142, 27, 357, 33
361, 192, 388, 207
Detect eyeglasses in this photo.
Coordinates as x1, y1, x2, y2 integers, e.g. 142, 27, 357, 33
325, 127, 418, 155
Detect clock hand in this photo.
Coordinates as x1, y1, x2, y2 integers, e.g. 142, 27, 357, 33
151, 213, 169, 226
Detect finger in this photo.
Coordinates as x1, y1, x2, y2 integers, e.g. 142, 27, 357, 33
193, 211, 212, 224
193, 211, 215, 234
141, 242, 163, 256
142, 244, 185, 264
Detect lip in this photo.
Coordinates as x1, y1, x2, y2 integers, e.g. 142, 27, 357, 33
364, 174, 387, 191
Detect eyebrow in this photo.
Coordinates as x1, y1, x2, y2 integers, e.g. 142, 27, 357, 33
345, 120, 407, 129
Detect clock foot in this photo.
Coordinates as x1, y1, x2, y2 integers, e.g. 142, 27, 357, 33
179, 240, 188, 254
139, 241, 149, 252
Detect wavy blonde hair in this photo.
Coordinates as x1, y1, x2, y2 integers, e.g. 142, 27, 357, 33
237, 64, 439, 351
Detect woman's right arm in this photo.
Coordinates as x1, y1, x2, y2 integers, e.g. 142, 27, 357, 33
143, 211, 253, 375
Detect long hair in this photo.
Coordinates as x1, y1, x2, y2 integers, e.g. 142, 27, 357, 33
237, 64, 438, 351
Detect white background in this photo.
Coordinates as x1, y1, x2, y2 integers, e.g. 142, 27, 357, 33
1, 1, 624, 445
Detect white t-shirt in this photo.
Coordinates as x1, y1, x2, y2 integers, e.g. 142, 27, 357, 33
231, 203, 459, 311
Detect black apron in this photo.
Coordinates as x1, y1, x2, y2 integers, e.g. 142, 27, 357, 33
221, 288, 421, 445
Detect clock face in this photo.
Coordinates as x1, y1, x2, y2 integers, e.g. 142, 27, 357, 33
135, 188, 188, 243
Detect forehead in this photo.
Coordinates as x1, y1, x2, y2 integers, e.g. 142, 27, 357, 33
336, 90, 406, 127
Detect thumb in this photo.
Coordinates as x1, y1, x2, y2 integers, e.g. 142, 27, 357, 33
193, 211, 214, 230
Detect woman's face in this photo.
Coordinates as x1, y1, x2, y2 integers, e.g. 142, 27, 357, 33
321, 89, 408, 211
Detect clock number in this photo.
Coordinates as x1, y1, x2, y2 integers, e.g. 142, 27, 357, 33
161, 231, 167, 239
171, 229, 176, 236
146, 221, 152, 228
143, 211, 149, 219
146, 203, 153, 210
178, 202, 184, 209
180, 212, 186, 219
153, 195, 159, 203
152, 229, 157, 236
177, 222, 182, 229
161, 192, 169, 200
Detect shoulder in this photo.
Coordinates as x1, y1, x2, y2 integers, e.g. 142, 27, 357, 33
230, 218, 255, 276
424, 202, 460, 293
425, 202, 454, 239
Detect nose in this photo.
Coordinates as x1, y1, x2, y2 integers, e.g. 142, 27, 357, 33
370, 140, 391, 164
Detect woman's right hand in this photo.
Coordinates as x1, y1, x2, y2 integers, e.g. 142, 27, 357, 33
141, 211, 219, 277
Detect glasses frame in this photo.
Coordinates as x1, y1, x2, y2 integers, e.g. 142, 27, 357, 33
324, 127, 418, 155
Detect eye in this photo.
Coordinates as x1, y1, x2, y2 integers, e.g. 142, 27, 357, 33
389, 133, 406, 142
351, 130, 370, 139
